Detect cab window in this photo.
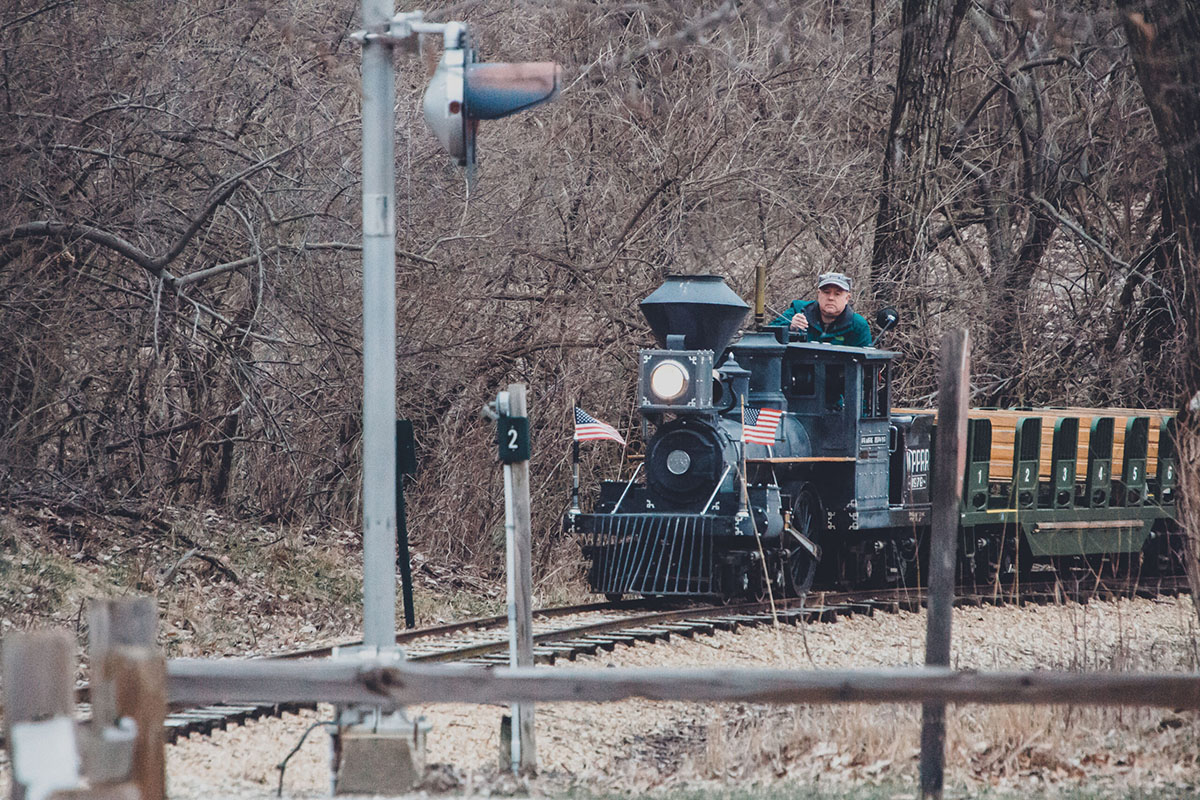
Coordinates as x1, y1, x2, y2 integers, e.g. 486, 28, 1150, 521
787, 363, 816, 397
861, 362, 889, 419
825, 364, 845, 410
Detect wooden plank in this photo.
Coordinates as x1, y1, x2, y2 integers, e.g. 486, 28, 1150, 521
894, 407, 1174, 481
164, 659, 1200, 710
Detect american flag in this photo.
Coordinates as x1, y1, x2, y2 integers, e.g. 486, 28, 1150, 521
742, 407, 783, 446
574, 407, 627, 445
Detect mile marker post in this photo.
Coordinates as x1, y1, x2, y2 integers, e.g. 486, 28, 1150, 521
920, 328, 970, 799
497, 383, 536, 774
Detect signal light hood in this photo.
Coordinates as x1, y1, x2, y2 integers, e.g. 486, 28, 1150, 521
640, 275, 749, 355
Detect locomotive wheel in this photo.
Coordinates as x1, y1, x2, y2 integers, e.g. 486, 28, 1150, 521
974, 527, 1031, 590
980, 532, 1033, 590
785, 486, 824, 596
893, 536, 922, 588
1086, 552, 1132, 580
716, 564, 751, 604
750, 556, 782, 603
1140, 530, 1185, 578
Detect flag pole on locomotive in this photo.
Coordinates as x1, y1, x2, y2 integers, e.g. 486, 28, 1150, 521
738, 396, 751, 524
738, 397, 785, 598
570, 400, 581, 516
570, 406, 628, 519
739, 403, 785, 515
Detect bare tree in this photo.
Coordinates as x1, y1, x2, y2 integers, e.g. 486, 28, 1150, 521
870, 0, 973, 306
1115, 0, 1200, 613
0, 0, 1190, 587
1116, 0, 1200, 397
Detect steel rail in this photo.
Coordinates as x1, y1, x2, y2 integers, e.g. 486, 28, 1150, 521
14, 573, 1185, 746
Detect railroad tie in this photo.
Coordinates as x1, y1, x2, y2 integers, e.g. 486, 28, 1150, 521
556, 639, 600, 656
598, 633, 642, 646
579, 636, 620, 651
655, 622, 702, 637
865, 599, 901, 614
694, 617, 741, 632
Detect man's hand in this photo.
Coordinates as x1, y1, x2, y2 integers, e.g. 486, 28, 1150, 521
790, 314, 809, 332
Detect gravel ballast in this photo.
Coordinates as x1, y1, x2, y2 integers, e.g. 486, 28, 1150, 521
168, 595, 1200, 798
5, 595, 1198, 798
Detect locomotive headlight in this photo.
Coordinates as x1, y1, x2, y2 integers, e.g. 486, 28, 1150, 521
649, 360, 689, 401
638, 348, 712, 411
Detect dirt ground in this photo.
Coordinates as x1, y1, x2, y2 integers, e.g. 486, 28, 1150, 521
157, 595, 1200, 799
4, 505, 1198, 798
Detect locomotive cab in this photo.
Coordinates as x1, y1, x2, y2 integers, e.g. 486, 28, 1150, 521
776, 341, 898, 526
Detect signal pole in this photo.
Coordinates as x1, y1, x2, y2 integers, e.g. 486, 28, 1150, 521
339, 5, 559, 790
360, 0, 398, 659
330, 0, 415, 794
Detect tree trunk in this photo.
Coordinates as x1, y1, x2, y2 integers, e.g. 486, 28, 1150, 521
870, 0, 972, 305
1116, 0, 1200, 619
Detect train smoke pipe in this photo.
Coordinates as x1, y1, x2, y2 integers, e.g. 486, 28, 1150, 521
640, 275, 749, 356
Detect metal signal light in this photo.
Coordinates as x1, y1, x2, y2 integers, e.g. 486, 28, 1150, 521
422, 23, 560, 173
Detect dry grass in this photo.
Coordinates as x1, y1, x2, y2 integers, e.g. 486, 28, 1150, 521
694, 702, 1199, 790
672, 600, 1200, 798
4, 500, 1198, 798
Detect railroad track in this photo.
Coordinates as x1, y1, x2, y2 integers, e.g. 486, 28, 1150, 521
154, 573, 1190, 742
11, 573, 1178, 747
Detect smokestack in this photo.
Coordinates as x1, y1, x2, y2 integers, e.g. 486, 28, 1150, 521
639, 275, 749, 355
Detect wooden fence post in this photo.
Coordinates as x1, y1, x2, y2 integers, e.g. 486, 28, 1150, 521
3, 629, 77, 800
100, 648, 166, 800
88, 597, 164, 800
88, 598, 157, 727
920, 329, 970, 799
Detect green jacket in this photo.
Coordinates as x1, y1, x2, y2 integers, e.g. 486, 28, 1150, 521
771, 300, 873, 347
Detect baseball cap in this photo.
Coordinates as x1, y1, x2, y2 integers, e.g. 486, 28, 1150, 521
818, 272, 852, 292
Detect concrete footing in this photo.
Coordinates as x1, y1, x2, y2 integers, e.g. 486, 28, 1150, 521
334, 724, 427, 795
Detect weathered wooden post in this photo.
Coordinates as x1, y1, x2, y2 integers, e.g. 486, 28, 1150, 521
88, 598, 156, 727
4, 630, 77, 800
920, 329, 970, 799
89, 597, 165, 800
4, 612, 161, 800
496, 383, 536, 774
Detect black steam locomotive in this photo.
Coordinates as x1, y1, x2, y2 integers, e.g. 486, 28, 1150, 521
566, 275, 1179, 600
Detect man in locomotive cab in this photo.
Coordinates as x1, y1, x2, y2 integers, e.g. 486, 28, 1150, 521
771, 272, 872, 347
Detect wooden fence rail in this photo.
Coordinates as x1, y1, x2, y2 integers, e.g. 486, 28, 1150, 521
166, 659, 1200, 710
